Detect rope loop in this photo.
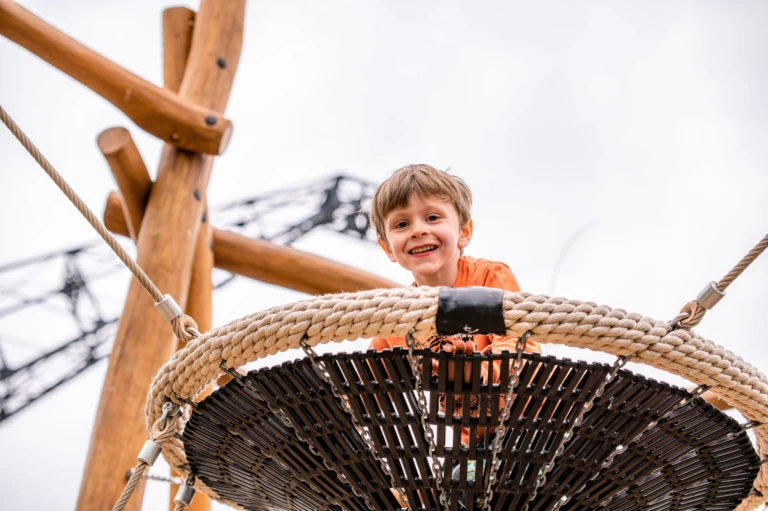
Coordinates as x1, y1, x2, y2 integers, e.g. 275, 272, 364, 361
172, 314, 201, 344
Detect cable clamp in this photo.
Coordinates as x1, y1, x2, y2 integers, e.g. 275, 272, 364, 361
138, 440, 162, 465
155, 295, 182, 322
174, 474, 196, 507
696, 281, 725, 310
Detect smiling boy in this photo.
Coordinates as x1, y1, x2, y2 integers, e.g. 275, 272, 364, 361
368, 164, 541, 445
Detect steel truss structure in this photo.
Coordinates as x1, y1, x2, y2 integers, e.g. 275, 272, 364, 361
0, 175, 377, 425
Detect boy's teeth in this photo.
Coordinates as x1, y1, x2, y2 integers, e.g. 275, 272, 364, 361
411, 245, 436, 254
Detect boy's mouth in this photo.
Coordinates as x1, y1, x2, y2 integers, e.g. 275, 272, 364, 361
409, 245, 437, 255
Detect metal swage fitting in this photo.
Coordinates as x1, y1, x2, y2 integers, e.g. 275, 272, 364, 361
481, 332, 529, 511
405, 331, 450, 510
301, 339, 407, 510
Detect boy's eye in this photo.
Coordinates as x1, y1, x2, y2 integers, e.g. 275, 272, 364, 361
426, 214, 440, 221
394, 221, 408, 229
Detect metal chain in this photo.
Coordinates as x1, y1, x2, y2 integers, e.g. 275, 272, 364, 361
530, 354, 634, 511
129, 470, 184, 485
221, 361, 375, 511
405, 331, 450, 510
300, 339, 408, 510
481, 332, 530, 511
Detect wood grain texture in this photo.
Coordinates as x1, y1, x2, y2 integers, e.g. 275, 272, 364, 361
97, 127, 151, 240
163, 7, 195, 93
0, 0, 231, 155
76, 2, 245, 510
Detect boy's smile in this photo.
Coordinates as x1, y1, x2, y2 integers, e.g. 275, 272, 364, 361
379, 193, 473, 287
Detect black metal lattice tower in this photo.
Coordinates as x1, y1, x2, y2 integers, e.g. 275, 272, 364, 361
0, 175, 377, 425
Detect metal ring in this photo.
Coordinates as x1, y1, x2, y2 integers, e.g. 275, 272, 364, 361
667, 312, 690, 330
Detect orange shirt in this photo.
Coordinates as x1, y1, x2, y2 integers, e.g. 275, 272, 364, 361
369, 255, 540, 446
370, 255, 540, 355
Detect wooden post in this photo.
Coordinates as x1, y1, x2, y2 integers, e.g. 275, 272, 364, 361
162, 8, 212, 511
97, 128, 151, 240
75, 2, 245, 510
103, 191, 400, 294
0, 0, 231, 155
163, 7, 196, 93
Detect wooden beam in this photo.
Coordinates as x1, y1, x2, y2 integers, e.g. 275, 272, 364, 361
76, 2, 245, 510
162, 8, 211, 511
97, 128, 151, 240
0, 0, 231, 155
214, 229, 399, 294
163, 7, 195, 93
104, 191, 399, 294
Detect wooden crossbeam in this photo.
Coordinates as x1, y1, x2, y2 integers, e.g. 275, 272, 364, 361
0, 0, 231, 155
104, 191, 399, 295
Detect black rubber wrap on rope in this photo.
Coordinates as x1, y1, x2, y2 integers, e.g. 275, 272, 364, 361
436, 286, 506, 337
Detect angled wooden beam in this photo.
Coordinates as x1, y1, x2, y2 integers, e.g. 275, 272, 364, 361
104, 191, 400, 294
0, 0, 231, 155
97, 128, 151, 240
76, 2, 245, 510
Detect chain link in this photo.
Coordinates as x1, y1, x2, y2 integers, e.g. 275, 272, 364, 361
405, 331, 450, 510
528, 354, 633, 511
480, 332, 530, 511
301, 338, 408, 510
221, 358, 375, 510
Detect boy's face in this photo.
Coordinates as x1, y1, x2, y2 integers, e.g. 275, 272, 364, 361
378, 193, 473, 286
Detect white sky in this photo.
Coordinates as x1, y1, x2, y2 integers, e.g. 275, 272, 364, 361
1, 1, 767, 509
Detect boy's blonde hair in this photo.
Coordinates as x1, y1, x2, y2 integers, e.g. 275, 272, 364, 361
370, 164, 472, 239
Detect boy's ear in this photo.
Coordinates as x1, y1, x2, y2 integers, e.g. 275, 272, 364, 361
378, 237, 397, 262
458, 219, 473, 249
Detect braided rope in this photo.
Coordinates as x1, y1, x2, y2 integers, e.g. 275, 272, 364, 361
0, 105, 163, 303
680, 233, 768, 329
146, 287, 768, 510
0, 104, 199, 342
718, 233, 768, 292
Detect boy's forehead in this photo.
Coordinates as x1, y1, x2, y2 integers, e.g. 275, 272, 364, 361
385, 193, 454, 216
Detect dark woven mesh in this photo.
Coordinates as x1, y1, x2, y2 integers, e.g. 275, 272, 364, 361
183, 349, 759, 510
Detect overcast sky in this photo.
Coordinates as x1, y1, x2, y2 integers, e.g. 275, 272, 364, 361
1, 1, 767, 509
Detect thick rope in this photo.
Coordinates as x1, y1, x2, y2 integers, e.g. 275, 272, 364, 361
0, 105, 198, 342
680, 233, 768, 329
112, 414, 177, 511
718, 233, 768, 291
143, 287, 768, 511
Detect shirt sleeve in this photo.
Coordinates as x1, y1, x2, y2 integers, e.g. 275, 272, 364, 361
480, 262, 521, 293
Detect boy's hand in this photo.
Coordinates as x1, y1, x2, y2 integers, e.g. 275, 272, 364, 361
431, 338, 493, 384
